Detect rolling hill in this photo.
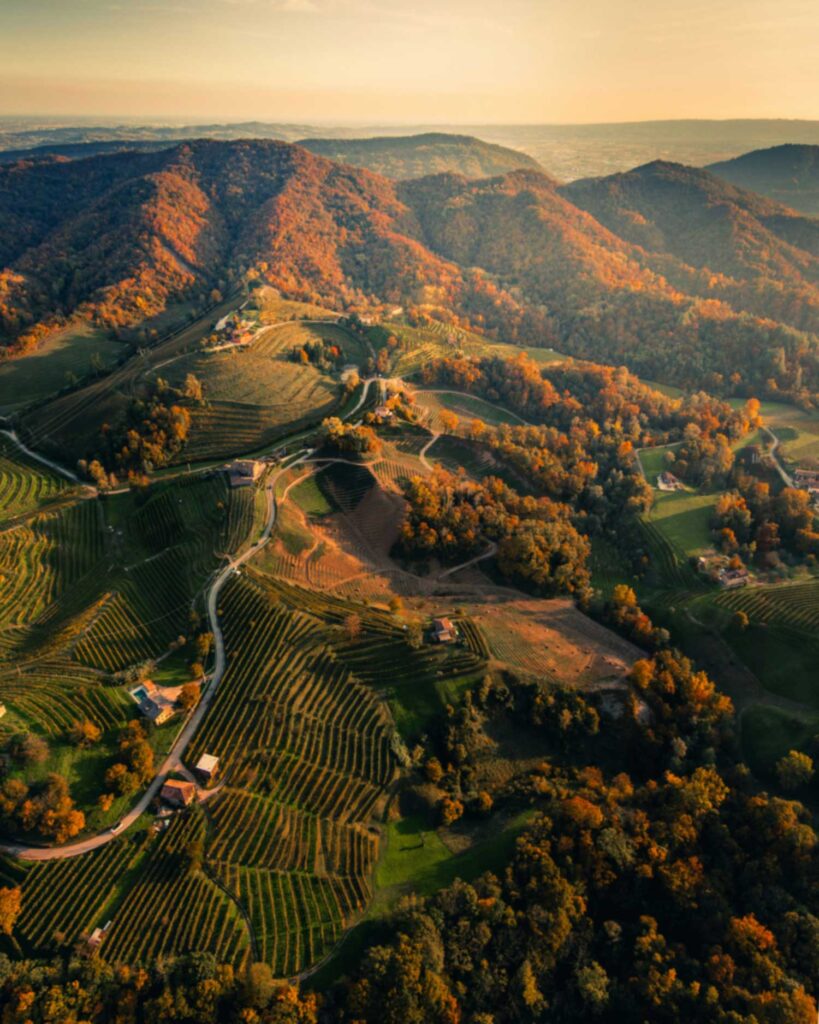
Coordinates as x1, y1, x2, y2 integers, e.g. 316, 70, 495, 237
708, 144, 819, 216
561, 160, 819, 284
3, 139, 819, 405
299, 132, 542, 180
560, 160, 819, 334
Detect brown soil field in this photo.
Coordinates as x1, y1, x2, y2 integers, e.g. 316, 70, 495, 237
465, 596, 643, 689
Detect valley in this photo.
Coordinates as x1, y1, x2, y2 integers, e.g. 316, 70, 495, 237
0, 284, 816, 978
2, 129, 819, 1022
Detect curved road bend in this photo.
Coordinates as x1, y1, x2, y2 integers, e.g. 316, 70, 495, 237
0, 377, 376, 860
0, 378, 379, 860
0, 451, 306, 861
1, 428, 82, 484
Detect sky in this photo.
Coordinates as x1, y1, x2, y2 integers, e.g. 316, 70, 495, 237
3, 0, 819, 124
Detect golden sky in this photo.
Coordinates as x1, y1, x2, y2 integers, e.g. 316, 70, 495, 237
3, 0, 819, 123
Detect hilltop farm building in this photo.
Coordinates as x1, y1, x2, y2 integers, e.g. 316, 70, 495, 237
226, 460, 264, 488
129, 681, 175, 725
160, 779, 197, 807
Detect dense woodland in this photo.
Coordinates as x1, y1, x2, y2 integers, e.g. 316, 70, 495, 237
400, 354, 760, 588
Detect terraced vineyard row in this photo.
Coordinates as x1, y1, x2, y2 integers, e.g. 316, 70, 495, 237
0, 440, 70, 518
0, 659, 130, 737
211, 863, 367, 976
185, 569, 396, 974
639, 520, 704, 592
182, 384, 336, 463
0, 500, 104, 630
17, 837, 140, 953
102, 813, 249, 967
714, 579, 819, 634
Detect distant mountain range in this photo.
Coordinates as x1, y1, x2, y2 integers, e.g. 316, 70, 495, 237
708, 144, 819, 216
2, 138, 819, 402
0, 131, 540, 182
299, 133, 540, 180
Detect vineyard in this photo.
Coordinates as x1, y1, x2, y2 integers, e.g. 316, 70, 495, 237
0, 440, 72, 518
102, 813, 249, 966
155, 320, 368, 464
182, 568, 397, 974
0, 464, 263, 835
7, 561, 399, 974
16, 836, 139, 954
713, 579, 819, 635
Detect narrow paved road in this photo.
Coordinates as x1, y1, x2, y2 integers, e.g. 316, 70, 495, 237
419, 432, 441, 471
763, 426, 793, 487
1, 428, 83, 484
0, 380, 381, 860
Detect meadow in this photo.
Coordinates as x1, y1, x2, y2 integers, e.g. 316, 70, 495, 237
0, 325, 126, 415
638, 443, 715, 557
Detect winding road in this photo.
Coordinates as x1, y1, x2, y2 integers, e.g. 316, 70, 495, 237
1, 428, 82, 484
0, 450, 308, 861
763, 426, 793, 487
0, 378, 378, 862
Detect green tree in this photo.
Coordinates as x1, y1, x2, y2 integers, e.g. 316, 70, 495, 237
776, 749, 814, 791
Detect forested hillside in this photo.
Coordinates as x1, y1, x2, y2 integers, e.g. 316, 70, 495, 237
300, 132, 542, 179
4, 140, 819, 403
709, 144, 819, 215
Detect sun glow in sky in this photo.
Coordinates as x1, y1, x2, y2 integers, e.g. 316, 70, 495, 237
4, 0, 819, 123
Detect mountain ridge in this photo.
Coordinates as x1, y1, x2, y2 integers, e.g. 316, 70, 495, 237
708, 143, 819, 216
3, 138, 819, 402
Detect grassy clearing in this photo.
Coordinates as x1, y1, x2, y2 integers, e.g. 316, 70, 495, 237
728, 398, 819, 469
290, 473, 335, 517
308, 808, 534, 988
741, 704, 819, 776
638, 444, 715, 558
648, 490, 716, 558
638, 443, 679, 481
641, 378, 685, 398
0, 325, 126, 414
483, 342, 565, 365
378, 809, 534, 897
416, 390, 524, 428
250, 287, 339, 323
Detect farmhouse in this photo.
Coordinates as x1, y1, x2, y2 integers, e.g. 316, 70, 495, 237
160, 779, 196, 807
718, 567, 749, 589
87, 920, 112, 951
227, 459, 264, 488
374, 404, 394, 421
194, 753, 220, 784
432, 617, 456, 643
657, 471, 684, 491
794, 468, 819, 488
129, 681, 175, 725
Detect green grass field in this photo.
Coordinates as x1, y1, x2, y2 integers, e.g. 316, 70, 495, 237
416, 389, 525, 428
0, 325, 127, 414
729, 398, 819, 469
647, 489, 716, 558
741, 704, 819, 777
638, 444, 715, 558
290, 473, 335, 517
